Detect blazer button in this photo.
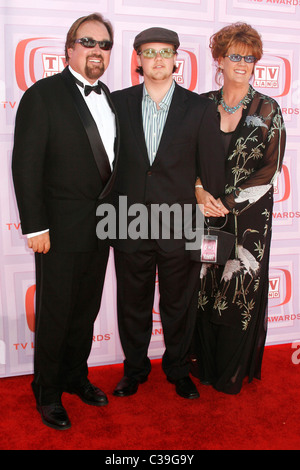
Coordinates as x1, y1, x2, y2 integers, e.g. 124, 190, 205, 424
147, 171, 152, 176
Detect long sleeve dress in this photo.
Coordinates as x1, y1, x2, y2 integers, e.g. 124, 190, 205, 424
192, 85, 286, 394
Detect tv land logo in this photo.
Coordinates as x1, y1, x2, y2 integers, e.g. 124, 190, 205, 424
15, 37, 65, 91
269, 277, 280, 299
254, 65, 279, 89
42, 54, 66, 77
268, 270, 300, 330
173, 60, 185, 85
254, 56, 291, 98
268, 269, 292, 307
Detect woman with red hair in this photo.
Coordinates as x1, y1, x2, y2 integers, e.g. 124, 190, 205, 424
192, 23, 286, 394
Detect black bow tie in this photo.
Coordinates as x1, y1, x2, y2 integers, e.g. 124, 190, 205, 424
84, 83, 102, 96
73, 76, 102, 96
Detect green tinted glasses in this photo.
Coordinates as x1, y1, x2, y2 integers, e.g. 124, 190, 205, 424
138, 48, 176, 59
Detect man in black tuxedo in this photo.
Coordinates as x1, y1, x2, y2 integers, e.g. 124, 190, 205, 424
111, 27, 226, 400
12, 13, 119, 430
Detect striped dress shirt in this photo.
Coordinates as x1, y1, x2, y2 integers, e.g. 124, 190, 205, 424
142, 80, 175, 165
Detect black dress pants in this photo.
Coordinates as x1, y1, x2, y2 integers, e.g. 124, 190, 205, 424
32, 248, 109, 405
114, 240, 200, 381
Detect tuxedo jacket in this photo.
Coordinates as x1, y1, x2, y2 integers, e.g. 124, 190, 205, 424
12, 66, 119, 252
111, 82, 225, 253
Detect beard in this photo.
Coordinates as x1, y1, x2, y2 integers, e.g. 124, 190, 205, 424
84, 54, 105, 80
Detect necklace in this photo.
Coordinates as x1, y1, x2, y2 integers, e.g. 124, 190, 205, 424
220, 87, 250, 114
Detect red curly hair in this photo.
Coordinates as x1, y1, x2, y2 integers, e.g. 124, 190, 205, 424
210, 22, 263, 61
209, 22, 263, 85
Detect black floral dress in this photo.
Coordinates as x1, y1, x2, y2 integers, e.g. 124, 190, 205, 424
191, 85, 286, 394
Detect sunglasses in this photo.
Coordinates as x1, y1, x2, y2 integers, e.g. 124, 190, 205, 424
225, 54, 257, 64
75, 37, 113, 51
138, 48, 176, 59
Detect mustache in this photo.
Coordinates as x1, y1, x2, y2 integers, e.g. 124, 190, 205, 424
86, 54, 104, 61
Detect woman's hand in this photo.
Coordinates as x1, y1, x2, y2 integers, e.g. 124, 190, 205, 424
195, 186, 229, 217
216, 197, 229, 215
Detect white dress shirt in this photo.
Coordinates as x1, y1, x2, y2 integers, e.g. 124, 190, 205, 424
27, 66, 116, 239
68, 66, 116, 169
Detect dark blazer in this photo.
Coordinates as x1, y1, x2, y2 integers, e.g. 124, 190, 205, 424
12, 66, 119, 252
111, 82, 225, 253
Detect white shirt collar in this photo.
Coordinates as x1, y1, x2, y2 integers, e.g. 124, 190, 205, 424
68, 65, 99, 87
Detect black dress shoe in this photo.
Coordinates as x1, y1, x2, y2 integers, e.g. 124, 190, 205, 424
36, 403, 71, 430
168, 376, 200, 399
113, 376, 147, 397
66, 381, 108, 407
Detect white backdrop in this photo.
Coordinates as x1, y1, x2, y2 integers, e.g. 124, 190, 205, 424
1, 0, 300, 378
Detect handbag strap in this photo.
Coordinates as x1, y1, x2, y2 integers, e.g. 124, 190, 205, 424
205, 214, 228, 231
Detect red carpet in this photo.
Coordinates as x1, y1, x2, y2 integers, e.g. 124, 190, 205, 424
0, 344, 299, 450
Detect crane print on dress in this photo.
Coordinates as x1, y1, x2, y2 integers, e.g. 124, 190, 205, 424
211, 228, 261, 330
198, 263, 219, 311
199, 88, 285, 333
220, 229, 260, 303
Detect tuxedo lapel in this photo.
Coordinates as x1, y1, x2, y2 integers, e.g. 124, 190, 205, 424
60, 67, 112, 189
100, 82, 120, 199
127, 85, 150, 167
101, 82, 120, 167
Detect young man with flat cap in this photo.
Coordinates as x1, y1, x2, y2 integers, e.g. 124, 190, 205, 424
111, 27, 226, 399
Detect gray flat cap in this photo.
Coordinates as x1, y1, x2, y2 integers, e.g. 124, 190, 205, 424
133, 27, 180, 50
